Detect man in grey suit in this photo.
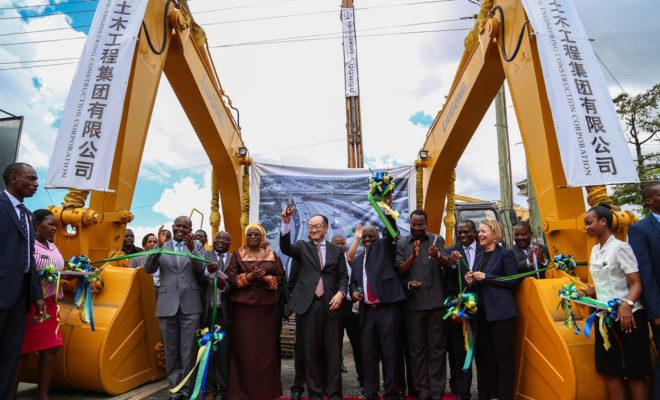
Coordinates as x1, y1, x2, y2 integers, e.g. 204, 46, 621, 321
279, 209, 348, 400
202, 231, 232, 400
511, 221, 549, 278
145, 216, 217, 399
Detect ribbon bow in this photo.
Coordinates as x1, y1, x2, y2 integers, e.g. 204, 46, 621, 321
66, 256, 103, 331
170, 325, 225, 399
552, 254, 577, 275
39, 264, 58, 282
443, 291, 478, 371
584, 298, 622, 351
557, 284, 581, 335
367, 171, 398, 238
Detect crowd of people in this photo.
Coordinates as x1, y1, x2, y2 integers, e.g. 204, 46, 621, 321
1, 161, 659, 400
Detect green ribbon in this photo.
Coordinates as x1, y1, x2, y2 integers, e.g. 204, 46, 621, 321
491, 264, 557, 281
89, 248, 214, 265
367, 191, 398, 238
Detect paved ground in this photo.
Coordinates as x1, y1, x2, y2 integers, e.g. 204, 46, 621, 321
18, 336, 477, 399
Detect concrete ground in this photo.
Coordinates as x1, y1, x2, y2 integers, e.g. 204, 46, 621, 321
18, 336, 477, 399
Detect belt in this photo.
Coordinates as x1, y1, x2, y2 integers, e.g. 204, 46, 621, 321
365, 302, 380, 310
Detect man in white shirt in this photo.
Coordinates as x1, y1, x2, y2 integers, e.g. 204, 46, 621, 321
511, 221, 549, 278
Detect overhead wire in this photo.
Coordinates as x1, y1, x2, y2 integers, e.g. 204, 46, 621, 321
594, 50, 627, 94
0, 0, 97, 10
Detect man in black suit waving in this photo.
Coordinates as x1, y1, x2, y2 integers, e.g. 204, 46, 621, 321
280, 208, 348, 400
446, 219, 482, 400
350, 224, 406, 400
1, 163, 44, 398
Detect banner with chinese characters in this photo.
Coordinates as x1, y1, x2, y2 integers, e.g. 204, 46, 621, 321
521, 0, 638, 186
46, 0, 148, 190
341, 7, 359, 97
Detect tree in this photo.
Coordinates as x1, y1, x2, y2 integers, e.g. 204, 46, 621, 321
611, 83, 660, 215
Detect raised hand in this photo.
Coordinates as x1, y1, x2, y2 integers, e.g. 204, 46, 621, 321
281, 207, 293, 224
412, 240, 420, 258
355, 224, 364, 241
449, 250, 463, 264
183, 233, 195, 252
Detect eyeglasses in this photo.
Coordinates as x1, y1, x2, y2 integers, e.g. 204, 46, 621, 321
410, 223, 427, 229
307, 223, 326, 231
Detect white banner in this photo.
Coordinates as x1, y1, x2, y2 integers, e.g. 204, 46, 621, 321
46, 0, 149, 190
521, 0, 638, 186
341, 8, 360, 97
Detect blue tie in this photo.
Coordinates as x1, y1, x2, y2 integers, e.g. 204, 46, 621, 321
17, 204, 30, 272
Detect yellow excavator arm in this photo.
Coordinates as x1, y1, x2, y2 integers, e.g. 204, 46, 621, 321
419, 0, 640, 398
22, 0, 250, 394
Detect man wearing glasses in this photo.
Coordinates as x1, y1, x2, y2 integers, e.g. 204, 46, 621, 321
280, 208, 349, 400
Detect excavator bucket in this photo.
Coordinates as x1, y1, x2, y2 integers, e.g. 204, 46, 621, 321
19, 267, 165, 395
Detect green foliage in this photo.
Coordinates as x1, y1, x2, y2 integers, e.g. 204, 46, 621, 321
610, 84, 660, 214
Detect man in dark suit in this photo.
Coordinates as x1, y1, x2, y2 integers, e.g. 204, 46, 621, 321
202, 231, 232, 400
396, 209, 450, 400
350, 224, 406, 400
1, 163, 44, 398
446, 219, 482, 400
628, 182, 660, 393
279, 209, 348, 400
511, 221, 549, 278
145, 216, 217, 400
331, 234, 364, 388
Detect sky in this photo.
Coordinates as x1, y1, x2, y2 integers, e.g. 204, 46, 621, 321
1, 0, 659, 243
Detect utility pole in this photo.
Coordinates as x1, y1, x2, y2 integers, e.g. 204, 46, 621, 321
495, 85, 514, 246
526, 166, 544, 242
341, 0, 364, 168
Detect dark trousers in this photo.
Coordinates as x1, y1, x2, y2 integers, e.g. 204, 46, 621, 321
0, 277, 27, 399
448, 319, 473, 399
341, 302, 364, 386
405, 308, 447, 399
475, 314, 515, 400
399, 320, 417, 397
291, 315, 307, 394
652, 323, 660, 399
301, 297, 343, 400
205, 309, 230, 398
360, 303, 402, 400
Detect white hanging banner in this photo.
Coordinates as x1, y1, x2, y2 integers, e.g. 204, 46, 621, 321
46, 0, 148, 190
341, 7, 360, 97
521, 0, 638, 186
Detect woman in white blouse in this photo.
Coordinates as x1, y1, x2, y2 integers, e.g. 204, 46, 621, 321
580, 203, 650, 400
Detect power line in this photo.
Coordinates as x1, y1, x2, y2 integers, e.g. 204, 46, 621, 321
594, 51, 626, 94
0, 56, 79, 65
0, 16, 471, 48
0, 61, 77, 71
2, 0, 458, 31
0, 0, 97, 10
0, 24, 90, 36
0, 7, 97, 20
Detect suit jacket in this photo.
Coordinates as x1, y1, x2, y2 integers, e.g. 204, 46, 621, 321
145, 240, 205, 317
510, 243, 550, 277
0, 191, 42, 309
628, 215, 660, 320
201, 249, 232, 326
470, 245, 519, 322
445, 241, 484, 297
350, 236, 406, 306
280, 232, 348, 317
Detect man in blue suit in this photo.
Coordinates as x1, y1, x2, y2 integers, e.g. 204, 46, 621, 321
628, 182, 660, 394
1, 162, 44, 398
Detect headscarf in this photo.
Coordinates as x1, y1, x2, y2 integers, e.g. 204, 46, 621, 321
244, 223, 266, 239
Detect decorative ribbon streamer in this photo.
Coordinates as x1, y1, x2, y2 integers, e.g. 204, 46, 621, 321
54, 271, 62, 340
443, 259, 477, 372
169, 325, 225, 400
557, 284, 581, 335
67, 256, 104, 331
90, 247, 213, 265
557, 283, 622, 350
552, 254, 578, 275
367, 171, 398, 238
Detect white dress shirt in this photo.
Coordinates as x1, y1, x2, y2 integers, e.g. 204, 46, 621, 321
463, 240, 476, 269
590, 235, 642, 312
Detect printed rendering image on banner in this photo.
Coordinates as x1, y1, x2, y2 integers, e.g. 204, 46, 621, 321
249, 163, 414, 274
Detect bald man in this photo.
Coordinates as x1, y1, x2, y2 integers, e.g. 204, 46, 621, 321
146, 216, 217, 399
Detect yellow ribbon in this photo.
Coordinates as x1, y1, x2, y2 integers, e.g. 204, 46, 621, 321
169, 330, 208, 394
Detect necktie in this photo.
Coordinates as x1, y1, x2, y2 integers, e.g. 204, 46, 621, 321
464, 246, 472, 268
365, 249, 378, 304
214, 253, 225, 306
315, 243, 324, 297
17, 204, 30, 272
